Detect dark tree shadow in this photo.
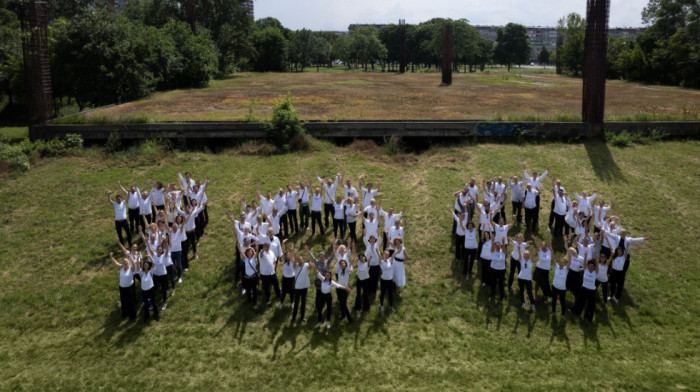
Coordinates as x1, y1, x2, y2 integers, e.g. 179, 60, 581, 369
584, 140, 626, 183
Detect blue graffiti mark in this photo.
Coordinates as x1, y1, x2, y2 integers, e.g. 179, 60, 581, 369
475, 122, 536, 136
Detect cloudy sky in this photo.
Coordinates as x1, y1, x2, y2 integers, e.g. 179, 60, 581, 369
254, 0, 648, 31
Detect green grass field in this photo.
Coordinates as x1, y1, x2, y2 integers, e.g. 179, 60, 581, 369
1, 139, 699, 390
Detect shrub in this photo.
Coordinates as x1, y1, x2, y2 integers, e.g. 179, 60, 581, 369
64, 133, 83, 149
266, 94, 305, 149
607, 130, 632, 147
0, 143, 30, 171
105, 131, 122, 153
383, 135, 404, 156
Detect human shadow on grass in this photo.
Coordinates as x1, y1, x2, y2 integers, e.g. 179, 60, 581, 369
611, 290, 636, 331
512, 307, 536, 338
96, 306, 148, 348
549, 316, 570, 350
584, 140, 626, 184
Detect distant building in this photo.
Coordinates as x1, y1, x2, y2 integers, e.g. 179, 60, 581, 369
242, 0, 254, 18
348, 24, 388, 31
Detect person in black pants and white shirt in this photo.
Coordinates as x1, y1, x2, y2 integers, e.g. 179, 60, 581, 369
523, 164, 548, 228
306, 243, 335, 324
522, 183, 539, 232
570, 258, 599, 321
258, 241, 281, 304
450, 206, 467, 263
237, 240, 258, 304
285, 184, 299, 235
297, 181, 310, 230
548, 177, 566, 229
108, 190, 132, 247
551, 186, 569, 237
317, 172, 341, 231
118, 181, 141, 234
110, 241, 137, 321
310, 187, 324, 235
508, 176, 525, 225
291, 255, 310, 324
344, 198, 359, 243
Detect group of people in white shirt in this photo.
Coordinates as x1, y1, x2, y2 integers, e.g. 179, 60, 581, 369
451, 164, 651, 321
107, 168, 210, 322
226, 174, 408, 329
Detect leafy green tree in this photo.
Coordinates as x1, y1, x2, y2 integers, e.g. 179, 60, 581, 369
346, 26, 387, 71
556, 13, 586, 76
0, 6, 23, 110
537, 47, 551, 65
493, 23, 531, 71
251, 26, 288, 72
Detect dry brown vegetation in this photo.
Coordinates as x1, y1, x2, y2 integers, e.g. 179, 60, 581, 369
92, 69, 700, 121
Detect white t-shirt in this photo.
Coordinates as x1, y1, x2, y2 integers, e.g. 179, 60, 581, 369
518, 259, 533, 280
380, 260, 393, 280
552, 265, 567, 290
119, 266, 134, 287
356, 260, 370, 280
285, 191, 298, 210
597, 263, 609, 282
494, 224, 509, 245
139, 270, 155, 290
345, 204, 358, 223
361, 188, 378, 209
294, 263, 310, 289
464, 229, 478, 249
536, 248, 551, 270
582, 268, 597, 290
335, 264, 353, 287
113, 201, 128, 220
364, 219, 379, 240
282, 261, 295, 278
258, 250, 277, 276
480, 240, 493, 260
311, 194, 323, 211
511, 242, 527, 261
490, 250, 506, 270
259, 196, 274, 216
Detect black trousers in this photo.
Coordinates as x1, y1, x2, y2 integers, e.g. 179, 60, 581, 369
491, 269, 506, 299
154, 273, 169, 304
166, 264, 176, 291
379, 279, 394, 307
524, 207, 537, 231
383, 231, 389, 251
346, 221, 357, 243
609, 269, 626, 300
534, 267, 552, 297
553, 213, 566, 237
508, 257, 521, 289
291, 288, 307, 321
548, 199, 556, 227
115, 220, 131, 247
311, 211, 323, 234
336, 290, 352, 322
512, 201, 523, 224
332, 218, 344, 238
141, 288, 159, 321
181, 239, 190, 270
244, 275, 258, 303
567, 270, 583, 297
518, 279, 534, 305
369, 265, 381, 292
464, 248, 477, 276
202, 205, 209, 226
280, 213, 289, 237
186, 230, 197, 257
323, 203, 333, 229
552, 287, 566, 315
286, 209, 298, 233
195, 215, 204, 240
480, 257, 491, 285
572, 287, 596, 321
281, 276, 295, 304
353, 277, 370, 312
299, 204, 309, 228
454, 235, 465, 261
317, 292, 332, 322
261, 274, 281, 301
128, 208, 140, 233
119, 284, 136, 320
596, 280, 609, 303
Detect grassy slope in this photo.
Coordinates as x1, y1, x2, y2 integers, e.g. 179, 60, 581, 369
0, 140, 698, 391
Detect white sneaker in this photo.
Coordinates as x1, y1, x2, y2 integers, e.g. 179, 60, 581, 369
170, 289, 175, 297
242, 288, 246, 295
161, 303, 167, 310
391, 307, 397, 313
531, 304, 536, 311
314, 323, 321, 329
482, 283, 486, 287
606, 296, 612, 301
521, 303, 526, 309
380, 306, 384, 313
326, 322, 331, 329
613, 297, 619, 304
178, 278, 182, 283
184, 268, 189, 272
302, 318, 307, 323
291, 303, 295, 310
194, 254, 199, 260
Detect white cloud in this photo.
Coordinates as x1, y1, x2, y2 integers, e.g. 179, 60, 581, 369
254, 0, 648, 30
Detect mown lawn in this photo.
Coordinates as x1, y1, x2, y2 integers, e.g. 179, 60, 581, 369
0, 140, 698, 391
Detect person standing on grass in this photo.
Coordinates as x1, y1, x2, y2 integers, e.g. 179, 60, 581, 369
573, 188, 597, 230
326, 190, 347, 239
273, 188, 288, 237
138, 186, 155, 225
564, 245, 585, 297
361, 211, 380, 243
550, 185, 569, 237
318, 172, 342, 230
522, 164, 549, 221
507, 234, 531, 290
570, 257, 599, 322
237, 240, 258, 304
380, 204, 405, 252
279, 240, 295, 310
136, 258, 159, 322
479, 230, 494, 287
595, 252, 611, 306
523, 183, 540, 232
169, 222, 187, 284
118, 181, 141, 234
108, 190, 132, 248
532, 229, 553, 299
450, 206, 467, 263
551, 256, 570, 316
259, 234, 282, 304
493, 215, 515, 254
285, 184, 299, 235
353, 254, 371, 314
378, 251, 395, 314
387, 216, 405, 257
344, 197, 359, 243
310, 187, 324, 235
111, 239, 137, 321
391, 238, 408, 296
256, 184, 275, 219
516, 245, 536, 311
490, 240, 507, 300
359, 178, 380, 219
548, 177, 566, 229
141, 227, 171, 311
297, 181, 310, 230
311, 265, 350, 330
306, 243, 335, 323
508, 176, 525, 225
604, 230, 650, 303
492, 177, 508, 223
593, 199, 614, 234
335, 259, 354, 325
365, 231, 382, 293
291, 255, 310, 324
461, 221, 478, 278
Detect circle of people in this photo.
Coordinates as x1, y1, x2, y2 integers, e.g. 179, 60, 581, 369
451, 164, 651, 321
107, 169, 409, 329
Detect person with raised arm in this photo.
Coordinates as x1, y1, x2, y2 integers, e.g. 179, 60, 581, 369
573, 187, 598, 231
532, 228, 554, 299
452, 185, 472, 234
168, 219, 187, 284
493, 176, 508, 223
493, 215, 515, 254
489, 238, 507, 300
564, 242, 585, 297
148, 180, 166, 212
361, 210, 380, 242
551, 256, 571, 316
189, 176, 210, 238
290, 254, 311, 324
523, 163, 549, 228
353, 254, 370, 314
177, 166, 195, 206
391, 237, 408, 296
140, 226, 171, 311
387, 216, 405, 256
548, 176, 566, 229
118, 181, 141, 234
306, 240, 335, 322
479, 229, 494, 287
462, 220, 478, 278
508, 233, 531, 290
256, 184, 275, 218
284, 184, 299, 235
326, 189, 347, 239
380, 204, 405, 251
107, 189, 132, 247
310, 187, 324, 235
450, 206, 467, 263
318, 172, 342, 230
258, 241, 280, 304
550, 182, 569, 237
508, 175, 525, 225
136, 255, 159, 322
593, 198, 615, 234
111, 239, 137, 321
516, 243, 536, 310
596, 251, 611, 306
604, 230, 650, 303
311, 263, 351, 330
364, 229, 382, 293
137, 184, 155, 225
522, 182, 540, 232
359, 176, 380, 218
378, 250, 395, 314
237, 238, 258, 304
279, 239, 295, 310
334, 258, 354, 325
570, 256, 599, 322
344, 197, 359, 243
